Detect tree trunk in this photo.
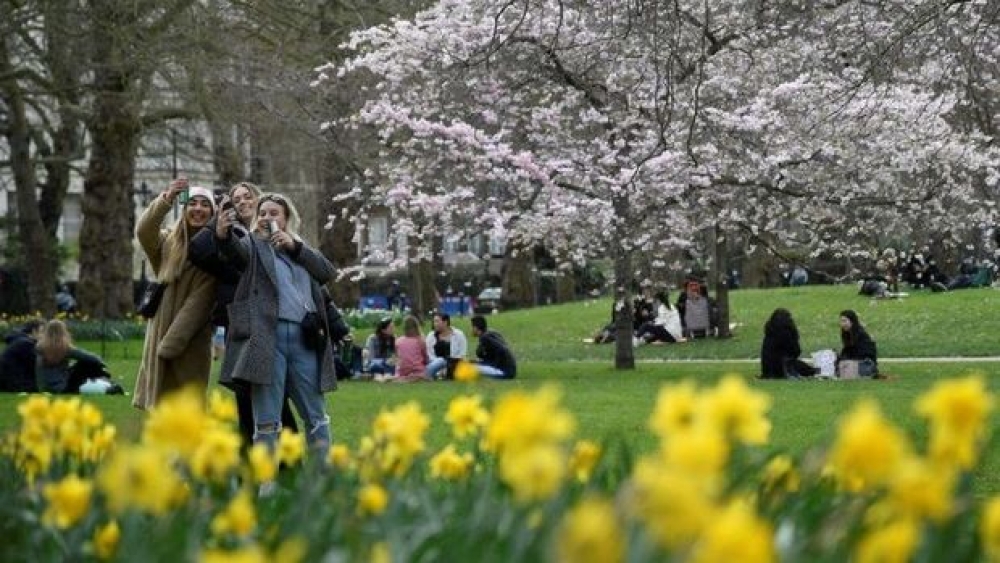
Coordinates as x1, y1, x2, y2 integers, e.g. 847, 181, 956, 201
502, 245, 534, 309
0, 28, 58, 316
713, 224, 732, 338
77, 65, 141, 318
318, 152, 361, 308
612, 194, 635, 369
408, 249, 437, 322
556, 272, 576, 303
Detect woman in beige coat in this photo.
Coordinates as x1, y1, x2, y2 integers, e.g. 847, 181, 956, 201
133, 178, 217, 409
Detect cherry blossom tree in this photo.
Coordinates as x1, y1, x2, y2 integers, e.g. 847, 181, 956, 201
324, 0, 998, 369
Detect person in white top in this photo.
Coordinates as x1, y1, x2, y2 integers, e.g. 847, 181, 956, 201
634, 290, 686, 346
424, 312, 467, 380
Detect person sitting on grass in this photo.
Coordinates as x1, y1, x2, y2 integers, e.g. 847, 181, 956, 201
837, 309, 878, 377
0, 319, 45, 393
425, 312, 467, 380
676, 279, 718, 338
470, 315, 517, 379
365, 317, 396, 381
35, 319, 109, 394
387, 315, 431, 383
760, 308, 816, 379
634, 290, 685, 346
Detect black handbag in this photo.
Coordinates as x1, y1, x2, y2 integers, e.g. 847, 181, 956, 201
300, 311, 327, 352
321, 287, 351, 344
137, 283, 167, 319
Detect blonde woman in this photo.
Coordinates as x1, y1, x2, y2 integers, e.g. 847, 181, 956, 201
35, 319, 105, 393
133, 178, 217, 409
219, 192, 337, 462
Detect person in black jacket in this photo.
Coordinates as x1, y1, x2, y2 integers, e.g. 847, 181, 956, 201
470, 315, 516, 379
188, 181, 298, 450
838, 309, 878, 376
0, 319, 44, 392
760, 308, 815, 379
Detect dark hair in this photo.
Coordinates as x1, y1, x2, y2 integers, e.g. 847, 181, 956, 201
765, 308, 798, 339
654, 290, 673, 309
839, 309, 864, 346
376, 317, 393, 333
21, 319, 45, 335
435, 312, 451, 325
471, 315, 487, 333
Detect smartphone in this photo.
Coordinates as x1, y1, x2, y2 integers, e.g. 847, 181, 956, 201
178, 189, 190, 204
269, 220, 279, 234
221, 200, 234, 213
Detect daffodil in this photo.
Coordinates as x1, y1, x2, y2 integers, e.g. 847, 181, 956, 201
648, 380, 700, 441
211, 490, 257, 538
142, 386, 210, 460
980, 496, 1000, 560
429, 444, 474, 481
500, 444, 567, 503
92, 520, 120, 560
42, 474, 93, 529
628, 459, 717, 549
97, 445, 183, 515
247, 444, 278, 484
854, 518, 919, 563
445, 394, 490, 438
202, 545, 268, 563
189, 427, 242, 483
700, 375, 772, 445
568, 440, 602, 483
827, 400, 910, 491
358, 483, 389, 516
277, 428, 306, 466
454, 360, 480, 382
207, 388, 238, 423
484, 386, 575, 456
690, 499, 775, 563
885, 458, 955, 522
328, 443, 354, 470
556, 497, 625, 563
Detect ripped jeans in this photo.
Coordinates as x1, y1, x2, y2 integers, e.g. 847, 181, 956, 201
252, 320, 330, 455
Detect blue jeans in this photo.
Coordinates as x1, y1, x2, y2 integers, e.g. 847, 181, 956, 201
368, 358, 395, 375
426, 357, 447, 379
252, 320, 330, 454
476, 362, 512, 379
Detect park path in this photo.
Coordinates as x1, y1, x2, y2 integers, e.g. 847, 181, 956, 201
625, 357, 1000, 363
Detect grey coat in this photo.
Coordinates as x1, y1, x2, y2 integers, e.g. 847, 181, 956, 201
218, 232, 338, 393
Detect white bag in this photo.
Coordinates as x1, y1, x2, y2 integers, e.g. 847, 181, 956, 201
79, 378, 113, 394
812, 349, 837, 378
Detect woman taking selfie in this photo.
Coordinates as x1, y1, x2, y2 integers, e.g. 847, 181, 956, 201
219, 193, 337, 467
133, 178, 217, 409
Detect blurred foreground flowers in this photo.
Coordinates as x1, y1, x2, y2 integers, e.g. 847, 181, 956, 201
0, 374, 996, 562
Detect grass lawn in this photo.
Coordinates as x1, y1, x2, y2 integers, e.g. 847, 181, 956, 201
3, 285, 1000, 489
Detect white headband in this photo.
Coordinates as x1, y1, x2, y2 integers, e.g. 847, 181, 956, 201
187, 186, 216, 210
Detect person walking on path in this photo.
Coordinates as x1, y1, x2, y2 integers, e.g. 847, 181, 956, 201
134, 179, 217, 409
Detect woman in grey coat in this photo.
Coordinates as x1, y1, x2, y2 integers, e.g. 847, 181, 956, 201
218, 192, 337, 464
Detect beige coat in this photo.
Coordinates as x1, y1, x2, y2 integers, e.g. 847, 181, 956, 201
133, 195, 217, 410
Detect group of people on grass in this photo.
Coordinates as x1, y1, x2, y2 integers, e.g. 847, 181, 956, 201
760, 308, 878, 379
591, 278, 720, 345
359, 312, 517, 383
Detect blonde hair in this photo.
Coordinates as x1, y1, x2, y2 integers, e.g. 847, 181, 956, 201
37, 319, 72, 366
403, 315, 421, 338
256, 192, 301, 236
157, 214, 193, 283
229, 181, 262, 200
